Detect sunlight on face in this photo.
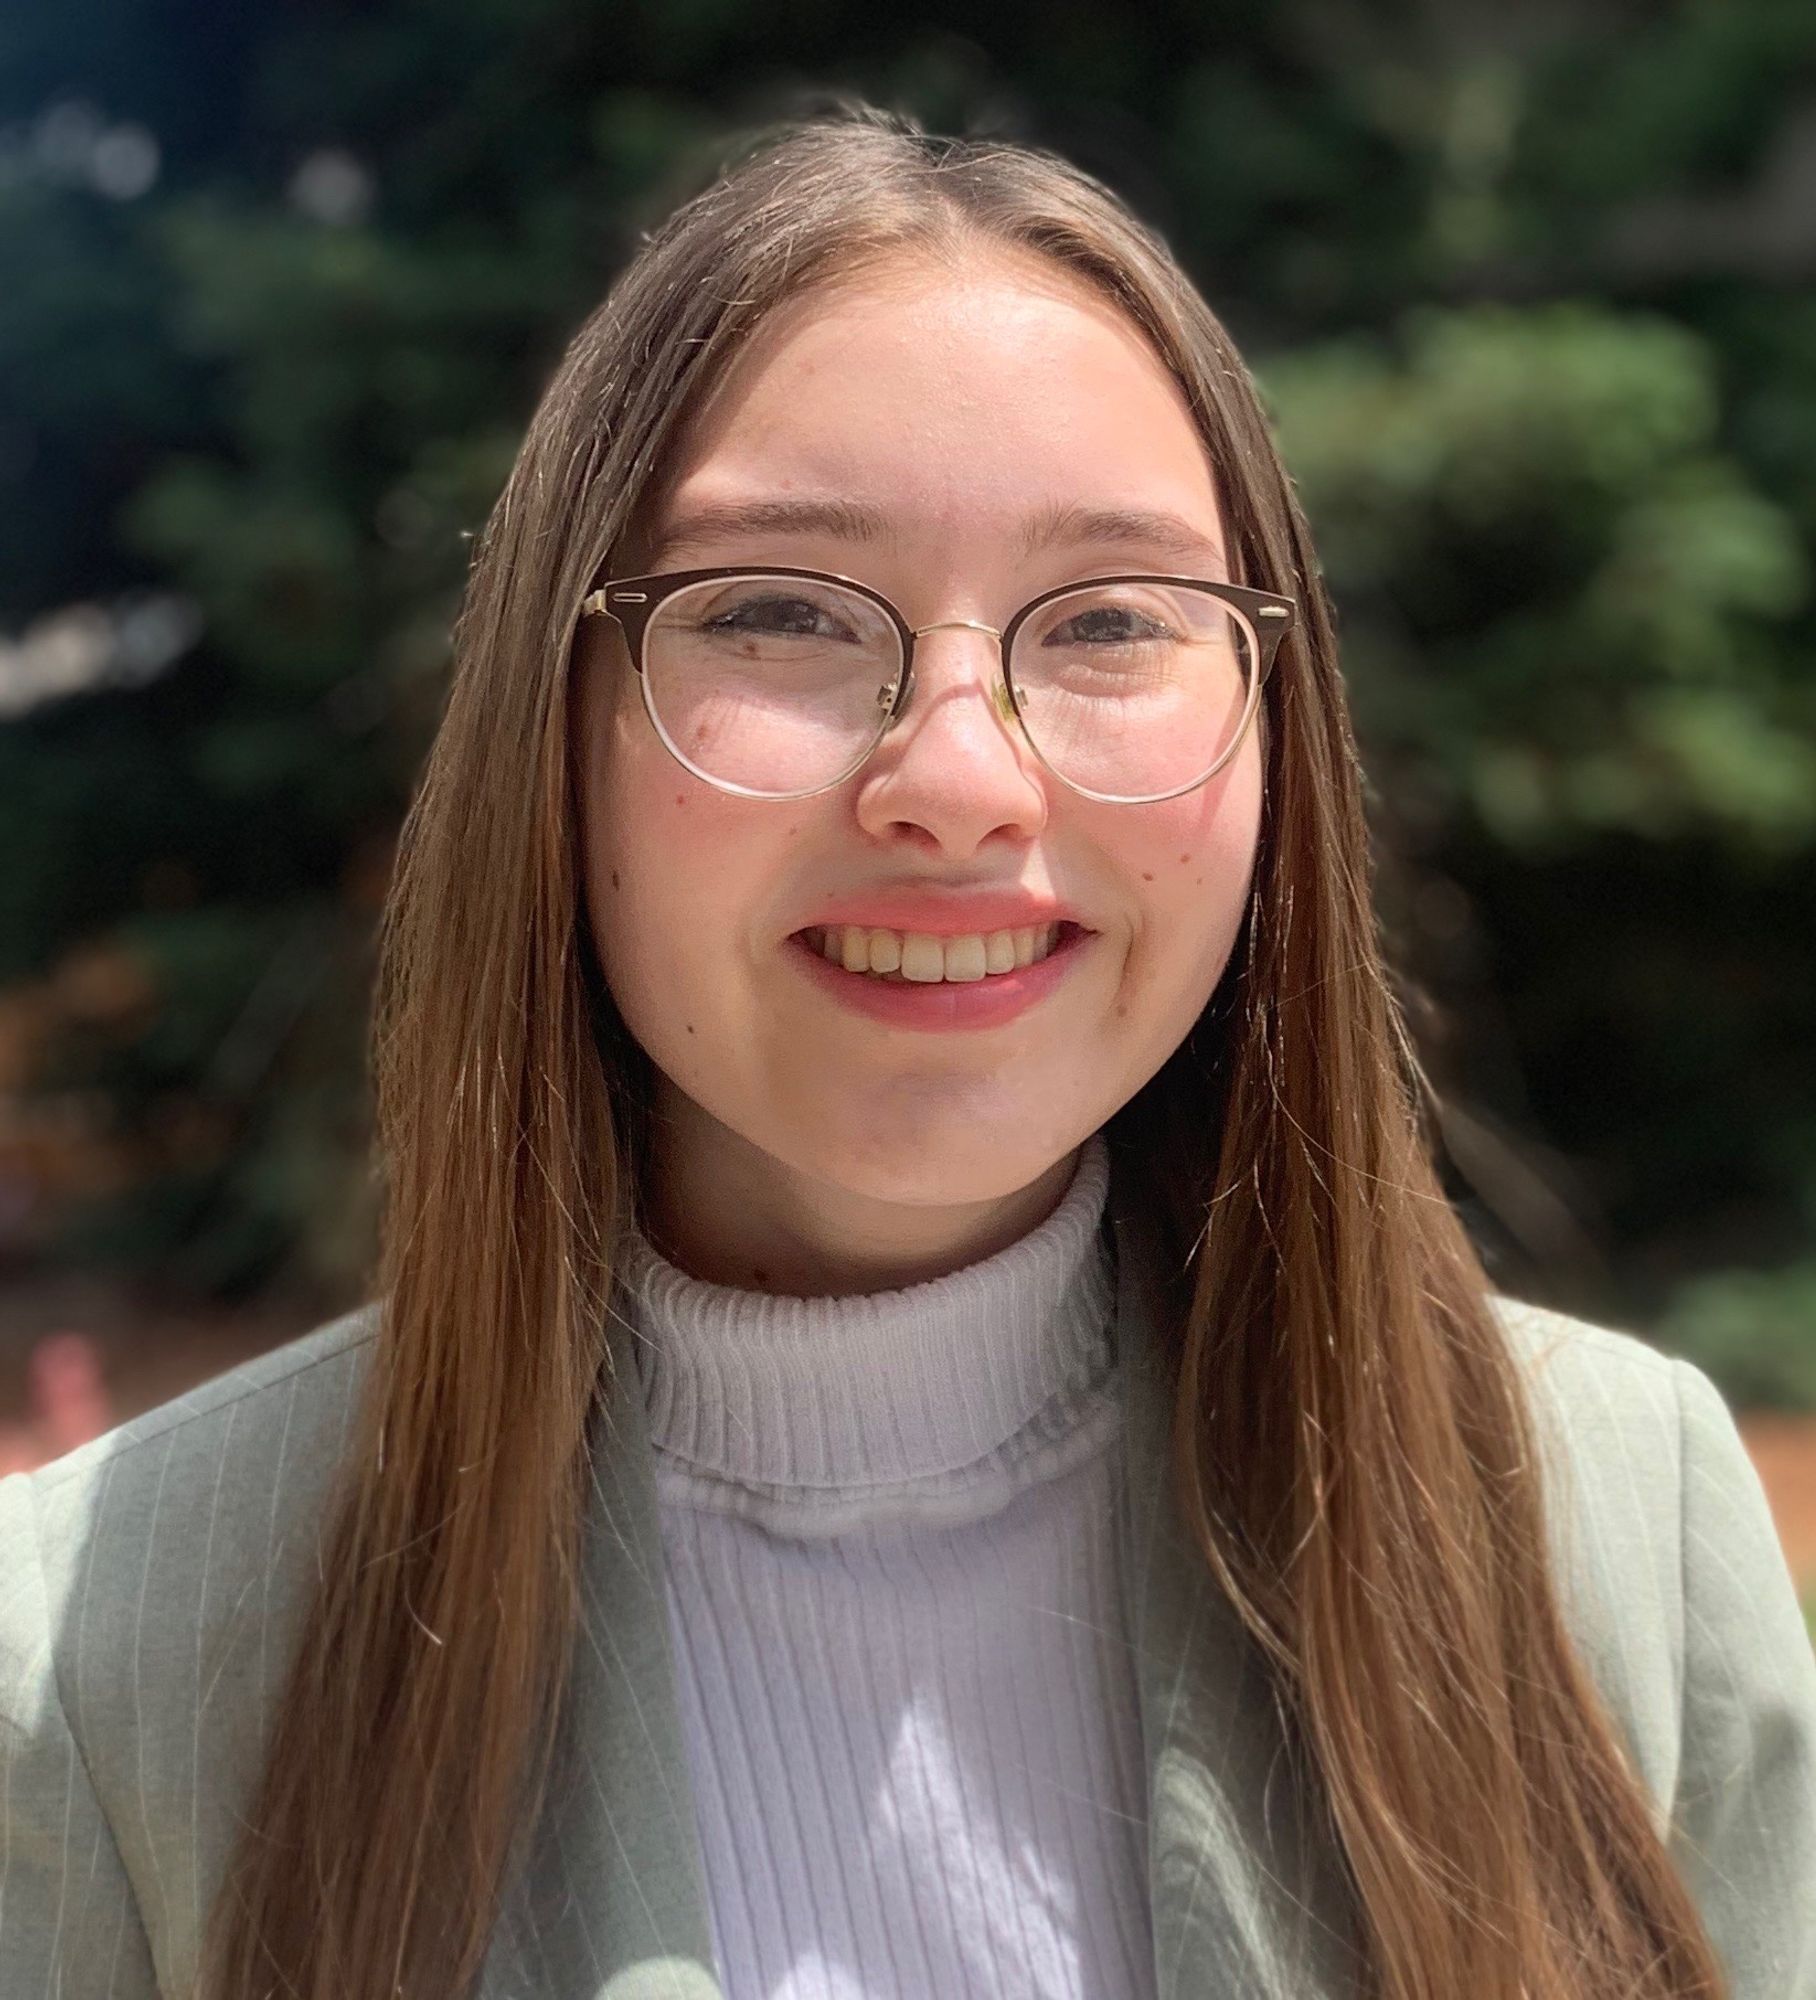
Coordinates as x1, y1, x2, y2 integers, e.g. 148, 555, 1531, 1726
573, 249, 1263, 1219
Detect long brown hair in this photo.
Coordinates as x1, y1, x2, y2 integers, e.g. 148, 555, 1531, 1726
198, 103, 1726, 2000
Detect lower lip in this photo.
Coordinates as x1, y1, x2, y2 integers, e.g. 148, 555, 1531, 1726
785, 925, 1096, 1031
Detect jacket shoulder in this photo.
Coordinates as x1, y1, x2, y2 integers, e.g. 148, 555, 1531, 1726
23, 1299, 380, 1499
12, 1297, 380, 1673
0, 1304, 381, 1995
1490, 1288, 1679, 1397
1489, 1290, 1686, 1511
1491, 1293, 1816, 1991
1487, 1292, 1687, 1812
0, 1304, 380, 1776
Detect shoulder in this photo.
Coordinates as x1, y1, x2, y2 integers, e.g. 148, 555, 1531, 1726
6, 1300, 379, 1568
1487, 1288, 1693, 1592
1486, 1287, 1777, 1591
1490, 1297, 1816, 1983
1, 1301, 379, 1737
1489, 1289, 1684, 1487
1487, 1291, 1693, 1619
0, 1310, 382, 1992
1491, 1285, 1679, 1397
1483, 1293, 1690, 1810
29, 1297, 379, 1486
1489, 1293, 1816, 1846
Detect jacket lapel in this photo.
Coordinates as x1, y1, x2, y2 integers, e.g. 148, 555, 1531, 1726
482, 1299, 726, 2000
1108, 1186, 1366, 1998
488, 1182, 1366, 1999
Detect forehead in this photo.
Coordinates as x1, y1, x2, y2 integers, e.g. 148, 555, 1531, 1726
649, 250, 1225, 560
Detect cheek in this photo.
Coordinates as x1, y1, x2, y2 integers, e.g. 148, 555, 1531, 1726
580, 690, 802, 1034
583, 692, 718, 1000
597, 789, 721, 985
1120, 750, 1263, 963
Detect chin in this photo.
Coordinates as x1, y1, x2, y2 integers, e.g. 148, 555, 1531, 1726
805, 1119, 1082, 1209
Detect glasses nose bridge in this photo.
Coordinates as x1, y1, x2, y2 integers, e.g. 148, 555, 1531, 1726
895, 615, 1019, 735
904, 614, 1008, 682
910, 616, 1002, 642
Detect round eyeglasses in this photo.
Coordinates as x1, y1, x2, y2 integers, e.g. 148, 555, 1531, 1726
578, 564, 1295, 805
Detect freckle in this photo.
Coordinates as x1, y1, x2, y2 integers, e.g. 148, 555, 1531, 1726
1178, 852, 1190, 864
610, 870, 620, 890
1140, 871, 1154, 882
1195, 877, 1202, 885
1114, 1001, 1129, 1019
675, 792, 686, 807
684, 1023, 695, 1034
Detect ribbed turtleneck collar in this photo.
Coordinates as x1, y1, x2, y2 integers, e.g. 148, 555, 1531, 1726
613, 1131, 1114, 1497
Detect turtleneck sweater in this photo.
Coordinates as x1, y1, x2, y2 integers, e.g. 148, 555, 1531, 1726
613, 1129, 1156, 2000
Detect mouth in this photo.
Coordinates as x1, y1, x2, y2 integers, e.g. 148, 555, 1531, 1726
792, 919, 1092, 984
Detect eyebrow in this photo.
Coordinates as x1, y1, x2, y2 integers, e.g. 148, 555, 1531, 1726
644, 495, 1228, 574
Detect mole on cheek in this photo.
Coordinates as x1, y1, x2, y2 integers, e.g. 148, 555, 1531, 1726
1140, 872, 1154, 882
1178, 852, 1190, 864
685, 1023, 695, 1035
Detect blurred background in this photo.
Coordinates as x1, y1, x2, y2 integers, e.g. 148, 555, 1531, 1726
1, 2, 1812, 1622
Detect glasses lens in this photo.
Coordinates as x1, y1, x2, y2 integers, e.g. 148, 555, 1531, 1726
642, 575, 900, 796
1008, 582, 1258, 800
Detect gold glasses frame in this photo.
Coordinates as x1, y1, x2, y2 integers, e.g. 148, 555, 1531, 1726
579, 564, 1296, 805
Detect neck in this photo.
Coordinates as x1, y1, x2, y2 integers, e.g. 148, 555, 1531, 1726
639, 1080, 1084, 1296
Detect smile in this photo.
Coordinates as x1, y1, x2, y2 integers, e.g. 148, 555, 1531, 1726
784, 923, 1095, 1033
801, 922, 1071, 984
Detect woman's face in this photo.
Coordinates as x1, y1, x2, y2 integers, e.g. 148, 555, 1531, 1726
573, 250, 1263, 1276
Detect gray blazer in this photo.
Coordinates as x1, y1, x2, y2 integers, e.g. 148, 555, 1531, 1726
3, 1190, 1813, 1999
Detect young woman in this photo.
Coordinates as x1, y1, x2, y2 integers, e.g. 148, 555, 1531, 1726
3, 105, 1812, 2000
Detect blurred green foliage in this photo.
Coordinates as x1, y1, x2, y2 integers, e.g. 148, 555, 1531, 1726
1657, 1263, 1816, 1411
1266, 305, 1812, 851
0, 1, 1811, 1392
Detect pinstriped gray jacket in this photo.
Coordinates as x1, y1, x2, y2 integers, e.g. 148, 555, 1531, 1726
2, 1186, 1814, 1998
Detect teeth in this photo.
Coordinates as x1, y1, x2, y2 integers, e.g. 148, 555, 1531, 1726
811, 923, 1065, 983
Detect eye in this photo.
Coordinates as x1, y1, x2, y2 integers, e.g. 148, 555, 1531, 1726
698, 591, 863, 642
1042, 603, 1176, 646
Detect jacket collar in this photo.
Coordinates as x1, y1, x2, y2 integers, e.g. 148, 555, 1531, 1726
486, 1165, 1364, 1998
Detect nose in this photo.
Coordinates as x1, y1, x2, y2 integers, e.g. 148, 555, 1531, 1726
853, 622, 1048, 853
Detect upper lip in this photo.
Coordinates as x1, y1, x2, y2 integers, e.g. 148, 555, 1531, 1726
791, 890, 1092, 940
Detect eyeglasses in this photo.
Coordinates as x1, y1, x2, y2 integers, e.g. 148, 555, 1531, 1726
579, 564, 1295, 805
